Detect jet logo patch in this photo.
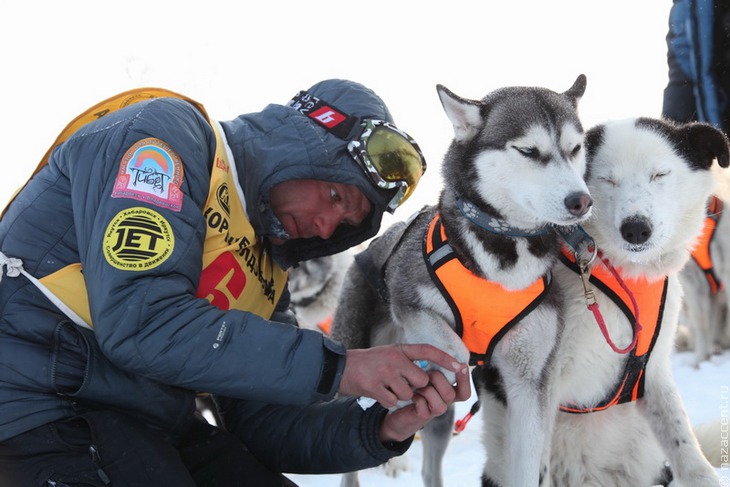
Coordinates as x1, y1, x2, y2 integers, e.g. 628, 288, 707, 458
103, 207, 175, 271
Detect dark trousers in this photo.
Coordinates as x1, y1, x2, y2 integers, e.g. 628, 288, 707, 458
0, 411, 297, 487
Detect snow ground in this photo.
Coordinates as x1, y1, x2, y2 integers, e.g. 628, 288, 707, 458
289, 349, 730, 486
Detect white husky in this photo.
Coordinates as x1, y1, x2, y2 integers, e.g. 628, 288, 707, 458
546, 117, 729, 486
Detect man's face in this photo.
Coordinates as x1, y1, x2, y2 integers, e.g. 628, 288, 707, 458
268, 179, 372, 244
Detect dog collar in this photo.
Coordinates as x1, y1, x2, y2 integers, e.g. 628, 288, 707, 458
456, 195, 550, 237
553, 224, 597, 267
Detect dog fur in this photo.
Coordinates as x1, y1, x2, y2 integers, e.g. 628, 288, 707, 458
288, 250, 353, 333
693, 417, 729, 468
331, 76, 592, 487
544, 117, 729, 486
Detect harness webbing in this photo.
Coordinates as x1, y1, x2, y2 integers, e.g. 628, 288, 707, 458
423, 214, 551, 366
558, 249, 667, 413
691, 195, 724, 294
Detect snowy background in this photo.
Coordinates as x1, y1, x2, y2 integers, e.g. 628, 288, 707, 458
2, 1, 729, 485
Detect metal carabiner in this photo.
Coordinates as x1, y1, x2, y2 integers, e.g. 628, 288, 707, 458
576, 237, 598, 306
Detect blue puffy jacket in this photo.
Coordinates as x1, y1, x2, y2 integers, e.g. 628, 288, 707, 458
663, 0, 730, 129
0, 79, 408, 472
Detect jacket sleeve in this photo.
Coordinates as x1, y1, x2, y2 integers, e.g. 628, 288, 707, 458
59, 97, 345, 405
662, 0, 724, 127
215, 396, 413, 474
663, 0, 697, 122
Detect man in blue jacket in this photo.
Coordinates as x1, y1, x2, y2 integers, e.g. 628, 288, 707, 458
0, 80, 470, 486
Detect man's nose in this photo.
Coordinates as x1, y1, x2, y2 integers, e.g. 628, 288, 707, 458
313, 213, 340, 240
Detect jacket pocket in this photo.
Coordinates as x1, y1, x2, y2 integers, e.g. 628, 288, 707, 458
50, 321, 196, 441
51, 320, 87, 394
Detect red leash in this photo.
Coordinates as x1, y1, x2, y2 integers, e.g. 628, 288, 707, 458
453, 398, 481, 435
453, 410, 474, 435
453, 248, 642, 435
582, 251, 641, 354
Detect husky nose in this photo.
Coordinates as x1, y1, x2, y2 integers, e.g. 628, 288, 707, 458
621, 217, 652, 245
565, 192, 593, 217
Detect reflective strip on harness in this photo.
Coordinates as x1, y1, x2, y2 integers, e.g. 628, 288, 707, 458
423, 214, 550, 366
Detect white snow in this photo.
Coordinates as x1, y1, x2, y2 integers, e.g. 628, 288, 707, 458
290, 350, 730, 486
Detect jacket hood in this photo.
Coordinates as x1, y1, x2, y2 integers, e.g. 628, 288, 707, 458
220, 79, 400, 268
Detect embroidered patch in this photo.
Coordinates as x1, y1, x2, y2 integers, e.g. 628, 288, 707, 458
112, 138, 184, 212
216, 183, 230, 215
103, 207, 175, 271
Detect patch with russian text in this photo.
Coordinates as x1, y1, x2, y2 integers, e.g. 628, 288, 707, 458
103, 207, 175, 271
112, 138, 184, 211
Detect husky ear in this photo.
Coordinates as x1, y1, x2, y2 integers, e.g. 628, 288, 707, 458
436, 84, 483, 142
679, 122, 730, 169
564, 74, 587, 107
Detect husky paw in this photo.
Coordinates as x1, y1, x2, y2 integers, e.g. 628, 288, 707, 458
423, 342, 470, 386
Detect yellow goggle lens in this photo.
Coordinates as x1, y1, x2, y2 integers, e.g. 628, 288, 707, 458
365, 127, 425, 203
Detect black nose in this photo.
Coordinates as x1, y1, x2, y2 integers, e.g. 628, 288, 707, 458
621, 218, 652, 245
565, 192, 593, 217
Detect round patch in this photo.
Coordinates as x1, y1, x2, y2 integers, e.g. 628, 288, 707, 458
103, 207, 175, 271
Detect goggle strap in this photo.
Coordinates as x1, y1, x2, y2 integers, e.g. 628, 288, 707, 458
287, 90, 358, 139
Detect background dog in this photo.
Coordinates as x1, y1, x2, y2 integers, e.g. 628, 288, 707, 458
676, 190, 730, 366
288, 250, 353, 334
548, 117, 729, 486
331, 76, 592, 487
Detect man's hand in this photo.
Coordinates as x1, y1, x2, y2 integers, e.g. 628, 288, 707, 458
379, 364, 471, 443
338, 343, 468, 409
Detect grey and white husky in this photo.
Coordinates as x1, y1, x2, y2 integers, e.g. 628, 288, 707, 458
288, 250, 353, 334
547, 117, 728, 486
331, 76, 592, 487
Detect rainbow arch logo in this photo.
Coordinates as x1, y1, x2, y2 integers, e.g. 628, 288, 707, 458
112, 138, 184, 212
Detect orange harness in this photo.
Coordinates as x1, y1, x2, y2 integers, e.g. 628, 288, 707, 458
423, 214, 551, 366
558, 249, 667, 413
317, 316, 332, 335
691, 195, 724, 294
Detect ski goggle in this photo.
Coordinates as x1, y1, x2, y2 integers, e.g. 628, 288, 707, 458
347, 119, 427, 212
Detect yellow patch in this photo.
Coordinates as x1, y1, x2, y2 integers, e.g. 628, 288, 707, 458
103, 207, 174, 271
